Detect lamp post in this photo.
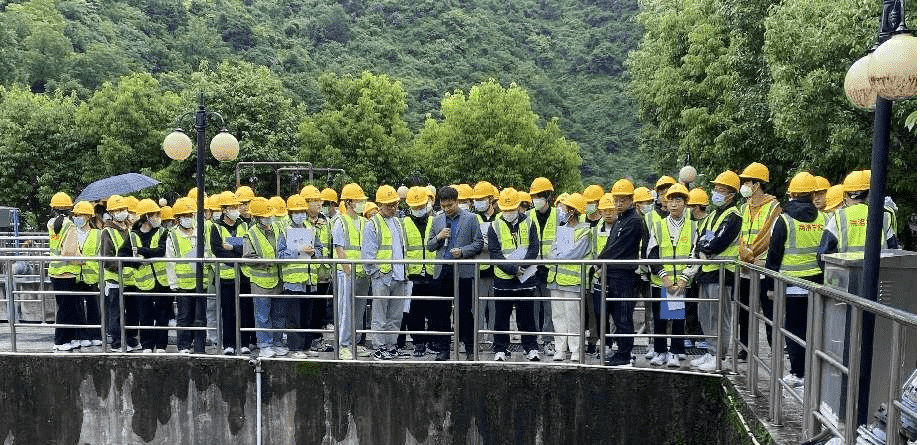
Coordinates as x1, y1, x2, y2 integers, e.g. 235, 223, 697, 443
162, 93, 239, 351
843, 0, 916, 426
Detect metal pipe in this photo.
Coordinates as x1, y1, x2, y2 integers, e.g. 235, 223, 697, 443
599, 265, 607, 364
771, 279, 786, 426
6, 258, 15, 352
804, 290, 822, 437
579, 262, 586, 365
732, 267, 740, 374
235, 263, 241, 354
885, 324, 901, 445
748, 270, 761, 395
250, 358, 263, 445
453, 263, 460, 361
845, 307, 864, 443
350, 261, 356, 360
472, 266, 480, 362
118, 261, 126, 352
716, 265, 725, 371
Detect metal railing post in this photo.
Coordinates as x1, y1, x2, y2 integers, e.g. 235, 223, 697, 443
732, 267, 740, 374
453, 262, 460, 361
235, 263, 242, 354
350, 261, 356, 359
331, 260, 340, 359
885, 323, 901, 445
748, 268, 761, 394
844, 307, 863, 444
579, 262, 586, 365
98, 258, 106, 349
804, 290, 823, 437
771, 278, 786, 426
118, 260, 126, 352
6, 258, 16, 352
472, 262, 480, 362
716, 265, 725, 371
599, 264, 607, 364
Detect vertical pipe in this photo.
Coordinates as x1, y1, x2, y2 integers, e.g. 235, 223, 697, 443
350, 261, 356, 359
804, 290, 823, 436
118, 260, 126, 352
748, 271, 761, 395
771, 279, 786, 426
194, 95, 207, 346
332, 259, 340, 360
6, 258, 16, 352
579, 262, 586, 365
235, 263, 241, 354
472, 263, 480, 362
215, 262, 224, 353
885, 324, 901, 445
845, 307, 864, 443
453, 263, 460, 361
716, 265, 725, 371
732, 267, 740, 374
253, 359, 263, 445
599, 264, 607, 364
99, 258, 106, 350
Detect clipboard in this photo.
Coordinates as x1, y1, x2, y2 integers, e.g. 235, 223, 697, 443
660, 287, 685, 319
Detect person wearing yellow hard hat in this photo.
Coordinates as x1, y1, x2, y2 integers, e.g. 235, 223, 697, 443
212, 190, 255, 355
332, 182, 372, 359
527, 177, 557, 354
584, 193, 616, 356
124, 196, 141, 226
320, 188, 339, 219
652, 175, 676, 216
48, 192, 82, 352
547, 192, 593, 362
240, 197, 286, 358
487, 187, 541, 362
361, 184, 409, 360
594, 178, 645, 366
764, 172, 825, 386
98, 194, 138, 351
397, 187, 433, 357
517, 190, 532, 213
817, 170, 898, 270
812, 176, 830, 211
823, 185, 845, 213
125, 198, 171, 353
469, 181, 498, 343
687, 188, 709, 223
451, 183, 475, 213
471, 181, 498, 220
160, 205, 175, 229
235, 185, 256, 223
633, 187, 654, 216
691, 170, 743, 371
737, 161, 782, 359
70, 200, 104, 348
645, 183, 697, 368
684, 187, 709, 353
164, 197, 205, 353
582, 184, 605, 226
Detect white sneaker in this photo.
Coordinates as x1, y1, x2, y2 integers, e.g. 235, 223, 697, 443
697, 354, 719, 372
677, 354, 687, 360
695, 340, 709, 349
54, 343, 73, 352
666, 353, 680, 367
649, 353, 666, 366
356, 346, 371, 357
527, 350, 541, 361
782, 374, 804, 388
494, 352, 507, 361
125, 345, 135, 352
339, 348, 353, 360
154, 348, 167, 354
240, 346, 251, 354
142, 348, 153, 354
179, 349, 191, 354
553, 351, 565, 361
570, 354, 580, 362
80, 340, 92, 348
691, 353, 713, 367
289, 351, 310, 359
71, 340, 82, 349
259, 346, 276, 358
91, 340, 103, 346
645, 348, 656, 360
223, 347, 235, 355
684, 339, 693, 348
273, 346, 289, 357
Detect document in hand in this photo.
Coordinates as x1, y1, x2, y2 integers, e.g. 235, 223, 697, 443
660, 287, 686, 319
286, 227, 315, 258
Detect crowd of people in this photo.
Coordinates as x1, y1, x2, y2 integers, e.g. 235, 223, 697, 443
44, 163, 898, 386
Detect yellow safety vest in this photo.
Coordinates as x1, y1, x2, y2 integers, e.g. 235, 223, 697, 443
130, 230, 164, 291
370, 214, 406, 274
779, 213, 824, 277
243, 222, 280, 288
833, 204, 892, 253
338, 213, 365, 275
48, 219, 80, 277
79, 228, 101, 285
152, 228, 170, 288
279, 221, 321, 285
650, 214, 696, 287
528, 207, 557, 282
553, 225, 591, 286
168, 229, 197, 290
402, 215, 434, 277
475, 213, 490, 271
102, 227, 130, 283
492, 217, 532, 280
218, 222, 249, 279
592, 222, 611, 258
700, 206, 741, 273
740, 199, 780, 261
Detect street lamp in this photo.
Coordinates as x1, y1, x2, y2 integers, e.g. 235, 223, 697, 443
842, 0, 916, 427
162, 93, 239, 351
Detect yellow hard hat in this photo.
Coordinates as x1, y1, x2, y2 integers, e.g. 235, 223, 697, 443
633, 186, 653, 203
269, 196, 287, 216
218, 191, 240, 207
248, 197, 273, 218
452, 183, 474, 201
711, 171, 741, 191
554, 192, 570, 206
375, 185, 400, 205
205, 195, 221, 211
187, 187, 198, 200
610, 178, 635, 197
300, 185, 322, 201
824, 185, 845, 210
518, 190, 532, 204
497, 188, 522, 211
688, 188, 709, 206
654, 176, 676, 189
598, 193, 615, 210
405, 187, 428, 207
124, 196, 140, 214
321, 188, 338, 203
287, 194, 308, 211
50, 192, 73, 209
72, 201, 94, 216
235, 186, 255, 203
341, 183, 368, 201
814, 176, 830, 192
582, 184, 605, 202
529, 177, 554, 195
842, 170, 870, 192
362, 202, 379, 218
136, 198, 161, 215
172, 197, 196, 215
106, 195, 127, 211
160, 205, 174, 221
561, 192, 586, 214
472, 181, 496, 200
739, 162, 770, 182
665, 183, 690, 200
788, 172, 817, 194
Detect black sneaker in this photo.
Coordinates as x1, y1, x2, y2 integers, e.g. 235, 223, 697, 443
586, 344, 597, 355
737, 350, 748, 361
310, 339, 334, 353
413, 344, 426, 357
605, 353, 632, 367
373, 348, 394, 360
435, 350, 450, 361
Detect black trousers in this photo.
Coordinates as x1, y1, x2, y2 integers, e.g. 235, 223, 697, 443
492, 282, 539, 354
138, 284, 173, 349
431, 268, 475, 352
739, 276, 773, 348
785, 296, 809, 377
176, 291, 206, 352
285, 287, 312, 351
106, 284, 139, 348
406, 278, 437, 347
219, 277, 255, 349
77, 282, 102, 341
52, 277, 80, 346
650, 287, 686, 354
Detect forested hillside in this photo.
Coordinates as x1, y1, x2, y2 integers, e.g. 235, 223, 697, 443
0, 0, 648, 188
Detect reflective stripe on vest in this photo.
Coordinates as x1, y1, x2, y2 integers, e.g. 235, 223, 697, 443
402, 216, 433, 277
553, 225, 591, 286
79, 228, 101, 285
371, 214, 398, 274
102, 227, 127, 283
218, 223, 249, 279
701, 206, 740, 273
243, 223, 280, 288
48, 219, 80, 276
650, 215, 696, 287
779, 213, 823, 277
528, 207, 557, 282
339, 213, 365, 275
280, 221, 320, 285
152, 229, 170, 287
169, 230, 197, 290
835, 204, 891, 253
475, 213, 490, 271
130, 230, 163, 291
740, 200, 779, 261
592, 223, 610, 258
492, 218, 532, 280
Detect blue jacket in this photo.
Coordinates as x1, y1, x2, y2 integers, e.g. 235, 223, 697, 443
426, 208, 484, 279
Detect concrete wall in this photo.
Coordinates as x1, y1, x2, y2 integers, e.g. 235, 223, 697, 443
0, 355, 756, 445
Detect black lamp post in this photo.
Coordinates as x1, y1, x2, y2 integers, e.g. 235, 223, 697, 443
843, 0, 916, 426
162, 93, 239, 351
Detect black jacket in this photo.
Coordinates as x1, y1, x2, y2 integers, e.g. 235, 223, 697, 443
597, 207, 644, 278
695, 205, 742, 284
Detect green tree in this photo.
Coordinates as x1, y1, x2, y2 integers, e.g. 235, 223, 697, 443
297, 71, 413, 191
413, 79, 582, 191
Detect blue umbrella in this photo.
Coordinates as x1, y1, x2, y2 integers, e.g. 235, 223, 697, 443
76, 173, 160, 202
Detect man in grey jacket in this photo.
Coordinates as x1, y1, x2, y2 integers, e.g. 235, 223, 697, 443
427, 186, 485, 360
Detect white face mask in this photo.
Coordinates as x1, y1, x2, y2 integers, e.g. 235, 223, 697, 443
473, 200, 489, 212
260, 217, 273, 227
353, 202, 366, 214
502, 211, 518, 223
212, 211, 223, 221
113, 210, 128, 222
410, 208, 428, 218
321, 205, 330, 215
711, 191, 729, 207
72, 216, 86, 228
179, 216, 194, 228
148, 216, 161, 228
532, 198, 547, 210
584, 203, 598, 214
457, 203, 470, 212
739, 184, 754, 199
641, 203, 654, 214
290, 213, 306, 225
225, 209, 240, 221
